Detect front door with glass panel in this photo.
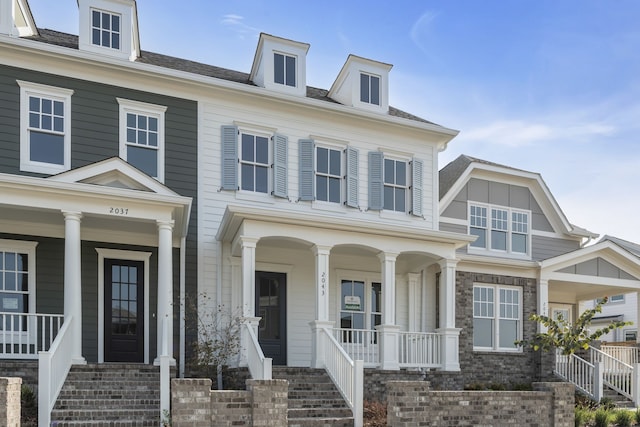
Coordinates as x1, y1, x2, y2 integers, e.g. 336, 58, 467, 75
255, 271, 287, 365
105, 259, 144, 362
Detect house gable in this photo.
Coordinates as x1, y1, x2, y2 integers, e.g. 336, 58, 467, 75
558, 257, 638, 280
0, 0, 37, 37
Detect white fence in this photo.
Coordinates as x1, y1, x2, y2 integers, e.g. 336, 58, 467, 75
398, 331, 441, 368
331, 328, 379, 367
601, 345, 640, 365
319, 327, 363, 427
0, 312, 64, 359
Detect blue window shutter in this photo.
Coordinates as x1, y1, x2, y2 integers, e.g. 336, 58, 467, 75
272, 133, 288, 198
345, 146, 359, 208
411, 158, 424, 217
298, 139, 314, 201
221, 125, 238, 190
368, 151, 383, 210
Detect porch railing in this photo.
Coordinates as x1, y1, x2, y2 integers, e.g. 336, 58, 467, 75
38, 315, 73, 427
554, 349, 603, 401
0, 312, 64, 359
398, 331, 441, 368
319, 327, 363, 427
591, 347, 636, 402
601, 345, 640, 365
330, 328, 379, 367
244, 322, 272, 380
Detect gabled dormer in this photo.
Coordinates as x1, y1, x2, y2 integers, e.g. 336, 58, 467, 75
0, 0, 37, 37
250, 33, 309, 97
77, 0, 140, 61
329, 55, 392, 114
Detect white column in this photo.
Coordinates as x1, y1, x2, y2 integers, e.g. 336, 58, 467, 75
436, 258, 460, 371
377, 252, 399, 370
0, 0, 14, 36
239, 237, 258, 367
310, 245, 334, 369
156, 220, 174, 361
538, 278, 550, 333
407, 273, 420, 331
63, 211, 85, 364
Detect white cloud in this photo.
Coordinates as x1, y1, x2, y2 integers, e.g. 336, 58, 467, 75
410, 11, 440, 58
220, 14, 259, 39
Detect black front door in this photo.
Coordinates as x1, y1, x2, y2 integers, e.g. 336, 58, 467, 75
255, 271, 287, 365
105, 259, 144, 362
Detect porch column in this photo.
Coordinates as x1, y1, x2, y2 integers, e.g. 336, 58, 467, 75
377, 252, 399, 370
239, 237, 259, 367
157, 220, 174, 361
310, 245, 333, 369
437, 258, 460, 371
538, 278, 549, 333
636, 292, 640, 344
63, 211, 85, 364
407, 273, 420, 331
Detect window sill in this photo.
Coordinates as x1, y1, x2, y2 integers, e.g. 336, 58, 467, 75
379, 210, 411, 221
20, 161, 69, 175
311, 200, 347, 213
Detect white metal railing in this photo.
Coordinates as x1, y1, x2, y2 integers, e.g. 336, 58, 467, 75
244, 322, 272, 380
38, 315, 73, 427
331, 328, 379, 367
0, 312, 64, 359
554, 349, 602, 401
591, 347, 634, 400
398, 331, 441, 368
319, 327, 363, 427
602, 345, 640, 365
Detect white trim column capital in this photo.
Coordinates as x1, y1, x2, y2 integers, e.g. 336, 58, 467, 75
377, 251, 399, 263
62, 210, 83, 222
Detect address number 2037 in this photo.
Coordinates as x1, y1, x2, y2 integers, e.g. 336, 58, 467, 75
109, 207, 129, 215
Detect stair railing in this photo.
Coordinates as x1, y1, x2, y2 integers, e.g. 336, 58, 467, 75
159, 316, 171, 425
554, 348, 603, 402
319, 327, 363, 427
591, 347, 638, 403
601, 345, 639, 365
243, 321, 272, 380
38, 315, 73, 427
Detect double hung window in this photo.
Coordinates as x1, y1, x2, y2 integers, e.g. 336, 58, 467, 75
360, 73, 380, 106
0, 240, 36, 334
240, 133, 270, 193
91, 9, 120, 49
383, 158, 407, 212
473, 284, 521, 351
118, 99, 166, 182
316, 146, 342, 203
469, 203, 530, 256
18, 81, 73, 174
368, 152, 423, 216
274, 53, 296, 87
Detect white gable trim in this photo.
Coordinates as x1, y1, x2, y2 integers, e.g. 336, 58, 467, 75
541, 240, 640, 278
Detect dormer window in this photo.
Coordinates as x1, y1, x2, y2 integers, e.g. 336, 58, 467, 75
360, 73, 380, 106
91, 9, 120, 49
274, 53, 296, 87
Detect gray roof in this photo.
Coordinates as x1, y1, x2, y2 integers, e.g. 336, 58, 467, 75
28, 29, 437, 126
599, 235, 640, 258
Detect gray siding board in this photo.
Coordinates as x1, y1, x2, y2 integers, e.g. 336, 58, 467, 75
442, 200, 467, 220
532, 235, 580, 261
439, 222, 467, 235
560, 257, 638, 280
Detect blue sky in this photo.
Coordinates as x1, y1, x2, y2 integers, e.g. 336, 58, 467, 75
27, 0, 640, 243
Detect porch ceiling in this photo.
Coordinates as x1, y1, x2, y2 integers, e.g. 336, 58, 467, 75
549, 277, 640, 304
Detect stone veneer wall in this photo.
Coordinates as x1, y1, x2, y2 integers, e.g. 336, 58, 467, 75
456, 271, 540, 388
171, 378, 287, 427
0, 377, 21, 427
387, 381, 574, 427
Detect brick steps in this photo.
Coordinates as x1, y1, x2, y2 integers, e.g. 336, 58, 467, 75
50, 364, 161, 427
272, 367, 354, 427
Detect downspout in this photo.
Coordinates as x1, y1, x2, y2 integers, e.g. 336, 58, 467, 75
179, 236, 186, 378
216, 238, 223, 390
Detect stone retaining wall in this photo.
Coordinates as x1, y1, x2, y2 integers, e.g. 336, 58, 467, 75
0, 377, 22, 427
386, 381, 574, 427
171, 378, 287, 427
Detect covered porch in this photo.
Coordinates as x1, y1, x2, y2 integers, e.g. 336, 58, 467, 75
215, 204, 473, 373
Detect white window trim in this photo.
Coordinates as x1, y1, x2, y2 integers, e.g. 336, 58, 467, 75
315, 143, 344, 205
359, 71, 381, 107
473, 283, 523, 353
383, 153, 410, 214
78, 0, 135, 60
238, 127, 272, 196
18, 80, 73, 174
90, 8, 121, 50
468, 202, 532, 259
273, 51, 298, 88
117, 98, 166, 183
0, 239, 38, 342
336, 270, 382, 331
96, 248, 151, 364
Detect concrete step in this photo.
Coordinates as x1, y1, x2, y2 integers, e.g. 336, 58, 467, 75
288, 398, 350, 409
288, 407, 353, 419
288, 417, 354, 427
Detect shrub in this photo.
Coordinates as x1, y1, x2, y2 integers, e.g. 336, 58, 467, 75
463, 383, 485, 390
21, 385, 37, 427
594, 408, 611, 427
575, 407, 588, 427
635, 408, 640, 425
615, 409, 632, 427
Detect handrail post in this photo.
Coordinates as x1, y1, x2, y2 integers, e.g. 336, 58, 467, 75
353, 359, 364, 427
159, 317, 171, 425
594, 361, 604, 403
633, 363, 640, 407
